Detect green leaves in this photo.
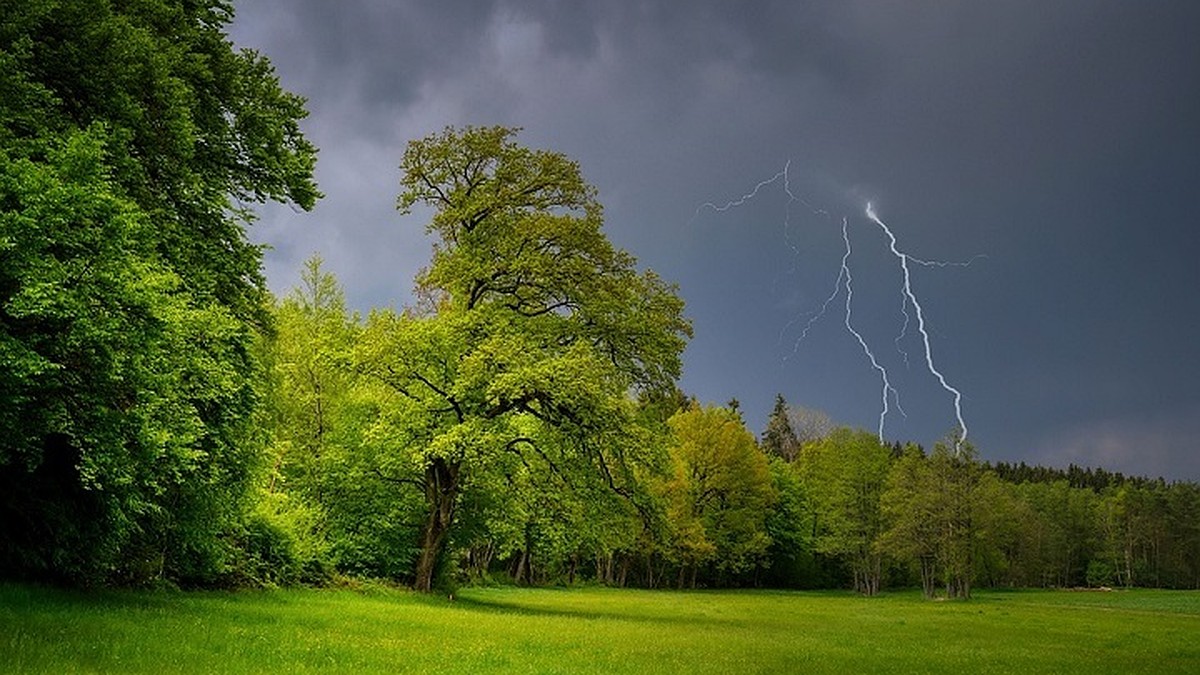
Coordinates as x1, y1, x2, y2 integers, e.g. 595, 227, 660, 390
398, 126, 596, 234
799, 428, 892, 594
399, 126, 690, 393
659, 405, 776, 580
0, 1, 319, 585
350, 126, 691, 589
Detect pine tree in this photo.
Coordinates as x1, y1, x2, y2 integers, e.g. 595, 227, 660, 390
761, 394, 799, 462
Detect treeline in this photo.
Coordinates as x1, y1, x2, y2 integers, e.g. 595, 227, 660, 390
258, 264, 1200, 596
986, 460, 1161, 493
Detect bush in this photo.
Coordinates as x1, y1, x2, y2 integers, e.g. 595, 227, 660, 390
226, 493, 333, 587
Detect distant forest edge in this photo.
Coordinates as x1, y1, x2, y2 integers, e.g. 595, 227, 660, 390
2, 2, 1198, 596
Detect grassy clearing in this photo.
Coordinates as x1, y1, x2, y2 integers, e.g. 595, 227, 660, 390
2, 583, 1197, 673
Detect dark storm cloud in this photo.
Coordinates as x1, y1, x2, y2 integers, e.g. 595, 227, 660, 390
232, 1, 1200, 479
236, 1, 502, 128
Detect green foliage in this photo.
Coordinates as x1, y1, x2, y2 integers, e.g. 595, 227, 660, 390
1014, 480, 1099, 588
0, 126, 250, 584
0, 0, 318, 585
879, 441, 985, 598
260, 257, 429, 581
658, 405, 775, 586
397, 126, 690, 392
353, 126, 690, 590
1085, 559, 1114, 588
760, 457, 824, 587
799, 428, 892, 595
760, 394, 799, 461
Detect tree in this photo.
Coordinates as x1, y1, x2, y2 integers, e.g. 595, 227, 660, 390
879, 444, 941, 597
267, 257, 357, 499
799, 428, 892, 595
970, 472, 1026, 589
761, 394, 799, 461
880, 439, 987, 599
761, 457, 821, 587
659, 405, 775, 587
788, 406, 835, 448
1017, 480, 1098, 588
261, 256, 418, 582
926, 441, 983, 598
357, 126, 690, 591
0, 1, 318, 584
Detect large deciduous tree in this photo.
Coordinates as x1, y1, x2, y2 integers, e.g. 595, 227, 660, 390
359, 126, 690, 591
0, 0, 318, 584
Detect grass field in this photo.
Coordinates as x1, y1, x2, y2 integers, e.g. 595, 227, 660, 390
2, 583, 1198, 673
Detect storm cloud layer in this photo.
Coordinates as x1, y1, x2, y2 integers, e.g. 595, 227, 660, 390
231, 1, 1200, 479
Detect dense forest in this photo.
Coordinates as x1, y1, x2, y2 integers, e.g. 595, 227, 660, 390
3, 1, 1199, 597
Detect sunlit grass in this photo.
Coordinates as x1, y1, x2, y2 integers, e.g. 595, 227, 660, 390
2, 583, 1197, 673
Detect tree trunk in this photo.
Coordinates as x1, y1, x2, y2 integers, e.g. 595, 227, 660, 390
920, 556, 936, 599
596, 553, 613, 584
413, 457, 461, 592
515, 549, 528, 584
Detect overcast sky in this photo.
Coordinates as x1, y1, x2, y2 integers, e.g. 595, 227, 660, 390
230, 1, 1200, 480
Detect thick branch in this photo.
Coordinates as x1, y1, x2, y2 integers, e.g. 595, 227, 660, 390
411, 371, 464, 423
373, 467, 426, 491
505, 436, 572, 488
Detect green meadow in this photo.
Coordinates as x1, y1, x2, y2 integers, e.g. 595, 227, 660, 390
2, 584, 1197, 674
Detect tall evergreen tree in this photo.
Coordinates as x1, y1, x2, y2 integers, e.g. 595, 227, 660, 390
761, 394, 799, 462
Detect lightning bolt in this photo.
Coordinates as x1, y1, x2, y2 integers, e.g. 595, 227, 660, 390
696, 163, 790, 215
696, 165, 976, 449
838, 216, 903, 440
696, 160, 828, 260
895, 250, 986, 368
865, 203, 968, 447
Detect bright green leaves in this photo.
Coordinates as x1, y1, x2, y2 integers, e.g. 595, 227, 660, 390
387, 125, 690, 442
878, 441, 988, 598
363, 126, 691, 589
260, 257, 394, 581
270, 256, 359, 474
2, 0, 319, 212
799, 427, 893, 594
0, 126, 148, 455
659, 405, 776, 581
399, 126, 597, 238
0, 123, 260, 581
1, 0, 319, 325
398, 126, 690, 393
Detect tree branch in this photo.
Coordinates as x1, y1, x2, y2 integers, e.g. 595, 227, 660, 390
373, 467, 426, 492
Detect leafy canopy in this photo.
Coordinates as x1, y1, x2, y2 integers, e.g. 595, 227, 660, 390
0, 0, 318, 584
359, 126, 690, 590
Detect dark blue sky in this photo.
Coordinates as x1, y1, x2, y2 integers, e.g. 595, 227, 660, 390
231, 1, 1200, 480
